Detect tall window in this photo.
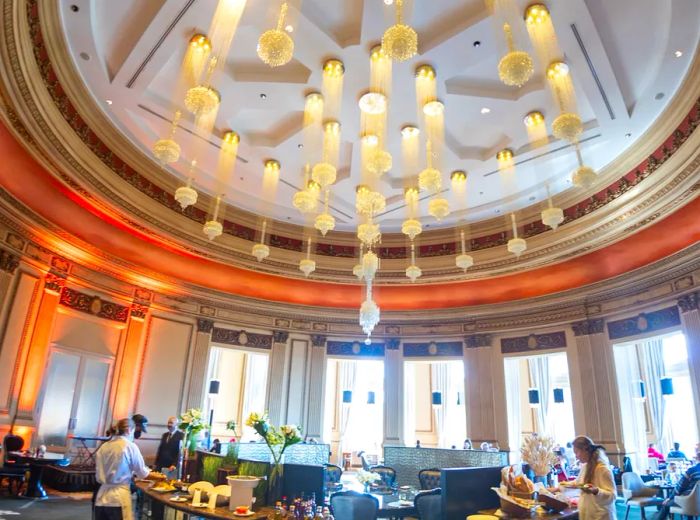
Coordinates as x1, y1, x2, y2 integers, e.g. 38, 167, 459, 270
404, 360, 466, 448
504, 352, 576, 459
323, 359, 384, 463
614, 331, 698, 471
206, 346, 269, 441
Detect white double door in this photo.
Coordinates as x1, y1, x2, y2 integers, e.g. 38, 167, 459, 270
36, 347, 113, 450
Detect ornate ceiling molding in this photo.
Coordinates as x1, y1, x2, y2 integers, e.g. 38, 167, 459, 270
0, 0, 696, 283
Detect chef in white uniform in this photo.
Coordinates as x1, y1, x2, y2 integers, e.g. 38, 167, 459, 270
95, 418, 152, 520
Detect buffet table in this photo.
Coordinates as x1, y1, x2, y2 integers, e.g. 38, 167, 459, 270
479, 507, 579, 519
136, 481, 275, 519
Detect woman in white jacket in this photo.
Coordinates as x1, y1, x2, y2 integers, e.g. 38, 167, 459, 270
573, 436, 617, 520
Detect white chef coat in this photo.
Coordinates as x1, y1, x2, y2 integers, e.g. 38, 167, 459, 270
576, 461, 617, 520
95, 435, 150, 520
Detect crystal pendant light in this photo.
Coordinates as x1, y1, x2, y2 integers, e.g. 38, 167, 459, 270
299, 237, 316, 277
203, 195, 224, 241
455, 230, 474, 272
185, 58, 221, 117
547, 62, 583, 143
405, 242, 422, 282
497, 23, 534, 87
355, 185, 387, 216
257, 2, 294, 67
175, 160, 198, 210
401, 218, 422, 240
381, 0, 417, 62
572, 144, 597, 188
366, 149, 393, 175
357, 219, 381, 248
428, 198, 450, 220
541, 185, 564, 230
362, 250, 380, 281
353, 244, 365, 281
152, 110, 182, 164
359, 283, 380, 342
292, 166, 319, 214
251, 220, 270, 262
314, 190, 336, 236
312, 121, 340, 188
419, 140, 442, 193
507, 213, 527, 258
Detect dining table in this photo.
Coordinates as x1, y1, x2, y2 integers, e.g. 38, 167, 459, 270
479, 506, 579, 519
646, 480, 675, 498
9, 451, 70, 498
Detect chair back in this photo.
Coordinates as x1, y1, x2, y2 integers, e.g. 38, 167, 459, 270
325, 464, 343, 490
2, 434, 24, 464
622, 472, 646, 499
418, 468, 441, 490
369, 465, 396, 488
623, 456, 633, 473
675, 483, 700, 516
415, 488, 442, 520
330, 490, 379, 520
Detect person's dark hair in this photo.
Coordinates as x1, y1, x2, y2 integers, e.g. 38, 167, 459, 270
648, 443, 654, 449
573, 436, 609, 484
566, 442, 572, 448
674, 442, 680, 450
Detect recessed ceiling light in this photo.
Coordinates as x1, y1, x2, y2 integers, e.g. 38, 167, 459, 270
473, 41, 481, 48
297, 143, 303, 149
495, 209, 500, 213
70, 4, 79, 12
674, 50, 683, 58
480, 107, 491, 114
479, 191, 484, 195
79, 52, 90, 61
285, 25, 293, 33
529, 196, 536, 201
259, 93, 267, 99
655, 92, 665, 100
384, 0, 394, 4
240, 177, 244, 181
625, 133, 632, 138
105, 99, 112, 105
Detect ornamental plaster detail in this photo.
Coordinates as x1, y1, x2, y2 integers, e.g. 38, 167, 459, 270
571, 319, 606, 336
0, 0, 696, 283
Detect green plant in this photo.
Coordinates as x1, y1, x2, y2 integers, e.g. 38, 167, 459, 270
202, 455, 223, 484
238, 461, 269, 505
223, 441, 239, 468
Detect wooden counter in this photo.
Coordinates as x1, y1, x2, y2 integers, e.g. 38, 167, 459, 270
136, 482, 274, 519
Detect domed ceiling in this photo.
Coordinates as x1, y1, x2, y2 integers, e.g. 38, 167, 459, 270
1, 0, 700, 307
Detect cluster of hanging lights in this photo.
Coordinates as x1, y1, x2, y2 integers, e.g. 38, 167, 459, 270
149, 1, 599, 343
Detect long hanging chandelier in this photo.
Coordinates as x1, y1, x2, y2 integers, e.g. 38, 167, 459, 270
257, 2, 294, 67
381, 0, 417, 62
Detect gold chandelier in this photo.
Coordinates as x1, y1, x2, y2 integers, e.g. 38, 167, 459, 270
257, 2, 294, 67
381, 0, 417, 62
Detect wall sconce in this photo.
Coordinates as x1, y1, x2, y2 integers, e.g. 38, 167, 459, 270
528, 388, 540, 408
367, 391, 376, 404
342, 390, 353, 404
660, 377, 674, 397
553, 388, 565, 404
432, 391, 442, 407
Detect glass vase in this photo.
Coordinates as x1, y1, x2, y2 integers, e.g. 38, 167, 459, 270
267, 453, 285, 505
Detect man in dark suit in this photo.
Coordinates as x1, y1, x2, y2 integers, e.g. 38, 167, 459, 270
154, 416, 184, 471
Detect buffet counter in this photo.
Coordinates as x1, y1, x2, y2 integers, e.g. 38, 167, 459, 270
136, 482, 274, 519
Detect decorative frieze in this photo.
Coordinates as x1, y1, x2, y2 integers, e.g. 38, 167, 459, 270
571, 319, 605, 337
327, 341, 385, 357
196, 319, 214, 334
50, 256, 71, 273
211, 327, 272, 349
403, 341, 463, 357
607, 306, 681, 340
59, 287, 129, 322
464, 334, 492, 349
129, 304, 148, 321
0, 250, 19, 274
43, 272, 66, 294
678, 292, 700, 313
500, 331, 566, 354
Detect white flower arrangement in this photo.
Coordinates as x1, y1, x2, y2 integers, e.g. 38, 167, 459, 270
356, 469, 382, 486
520, 433, 559, 477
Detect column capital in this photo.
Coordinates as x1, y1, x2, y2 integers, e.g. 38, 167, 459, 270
571, 318, 605, 336
386, 338, 401, 350
43, 272, 66, 295
0, 250, 19, 274
129, 303, 149, 321
464, 334, 492, 349
273, 330, 289, 344
311, 334, 327, 347
678, 292, 700, 313
196, 318, 214, 334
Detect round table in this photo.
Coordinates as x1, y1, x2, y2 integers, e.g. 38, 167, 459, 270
10, 451, 70, 498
